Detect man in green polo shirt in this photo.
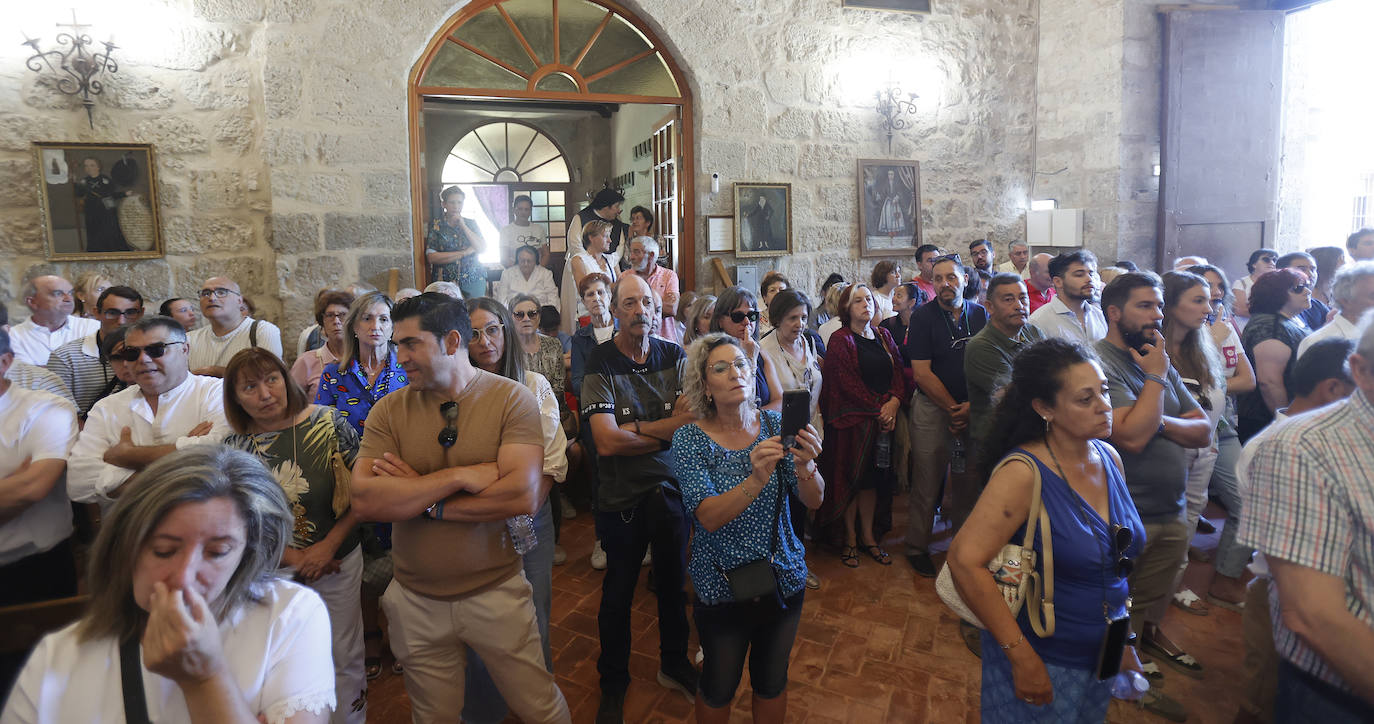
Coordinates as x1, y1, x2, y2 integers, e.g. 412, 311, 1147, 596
964, 272, 1045, 468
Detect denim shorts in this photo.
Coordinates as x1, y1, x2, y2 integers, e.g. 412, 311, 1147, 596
693, 589, 805, 708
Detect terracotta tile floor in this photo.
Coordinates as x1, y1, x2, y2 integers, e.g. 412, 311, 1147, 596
366, 498, 1247, 723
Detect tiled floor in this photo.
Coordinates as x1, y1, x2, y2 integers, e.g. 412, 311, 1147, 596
366, 498, 1247, 723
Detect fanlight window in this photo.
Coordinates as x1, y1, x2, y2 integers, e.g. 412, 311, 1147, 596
440, 122, 570, 184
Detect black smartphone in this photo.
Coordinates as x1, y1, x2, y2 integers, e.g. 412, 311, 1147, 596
780, 389, 810, 450
1094, 614, 1132, 680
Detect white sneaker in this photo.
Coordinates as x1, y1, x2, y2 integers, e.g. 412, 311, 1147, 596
642, 548, 653, 566
553, 545, 567, 565
590, 540, 607, 570
694, 647, 704, 665
559, 492, 577, 519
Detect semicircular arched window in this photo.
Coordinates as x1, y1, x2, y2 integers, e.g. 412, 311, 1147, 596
440, 121, 571, 185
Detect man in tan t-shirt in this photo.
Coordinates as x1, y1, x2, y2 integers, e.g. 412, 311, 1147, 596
353, 292, 570, 724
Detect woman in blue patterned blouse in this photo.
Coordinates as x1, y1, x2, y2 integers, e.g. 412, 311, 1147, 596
672, 333, 824, 724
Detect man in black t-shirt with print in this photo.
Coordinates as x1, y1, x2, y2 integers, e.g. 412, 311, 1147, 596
902, 254, 988, 577
582, 274, 698, 723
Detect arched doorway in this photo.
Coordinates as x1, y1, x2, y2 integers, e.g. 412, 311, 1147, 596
408, 0, 695, 289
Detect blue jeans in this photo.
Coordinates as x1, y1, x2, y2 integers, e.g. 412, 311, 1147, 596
460, 498, 555, 724
1276, 661, 1374, 723
597, 487, 691, 693
693, 589, 804, 708
1209, 433, 1251, 578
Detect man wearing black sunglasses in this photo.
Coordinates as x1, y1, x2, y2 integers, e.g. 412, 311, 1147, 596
351, 293, 570, 723
68, 316, 230, 506
46, 284, 143, 418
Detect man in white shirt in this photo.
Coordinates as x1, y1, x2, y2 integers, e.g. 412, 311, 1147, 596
7, 275, 99, 366
1297, 262, 1374, 358
1029, 249, 1108, 343
187, 276, 282, 377
498, 194, 549, 268
0, 329, 80, 611
496, 244, 559, 310
625, 236, 681, 345
68, 317, 230, 505
46, 285, 144, 418
995, 240, 1031, 279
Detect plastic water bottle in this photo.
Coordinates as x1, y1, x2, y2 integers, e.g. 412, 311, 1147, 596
950, 436, 967, 474
506, 514, 537, 555
874, 431, 892, 469
1109, 670, 1150, 701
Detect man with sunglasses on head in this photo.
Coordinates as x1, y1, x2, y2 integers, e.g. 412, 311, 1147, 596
67, 316, 230, 507
903, 253, 987, 577
8, 275, 99, 367
1094, 272, 1213, 714
45, 285, 143, 418
186, 276, 282, 377
582, 274, 699, 723
351, 293, 571, 724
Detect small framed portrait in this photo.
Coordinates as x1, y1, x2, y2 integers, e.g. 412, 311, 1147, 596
33, 141, 164, 261
733, 183, 792, 258
857, 159, 922, 258
841, 0, 932, 13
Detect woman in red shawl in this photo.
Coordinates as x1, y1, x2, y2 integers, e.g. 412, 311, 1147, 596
817, 283, 907, 567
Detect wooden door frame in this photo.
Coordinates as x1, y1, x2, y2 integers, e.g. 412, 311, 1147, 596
406, 0, 696, 290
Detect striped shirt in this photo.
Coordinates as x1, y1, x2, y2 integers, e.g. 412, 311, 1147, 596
4, 361, 76, 408
1238, 389, 1374, 692
45, 332, 114, 417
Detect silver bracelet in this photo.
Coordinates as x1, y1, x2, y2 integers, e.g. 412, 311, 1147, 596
1144, 373, 1168, 387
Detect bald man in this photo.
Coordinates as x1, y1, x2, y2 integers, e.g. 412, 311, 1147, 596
1025, 252, 1056, 314
8, 275, 100, 366
186, 276, 282, 376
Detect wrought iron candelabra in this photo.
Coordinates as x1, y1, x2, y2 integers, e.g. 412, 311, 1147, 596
876, 84, 918, 155
21, 11, 119, 129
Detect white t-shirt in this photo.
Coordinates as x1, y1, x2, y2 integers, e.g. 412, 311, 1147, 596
7, 317, 99, 367
187, 317, 283, 371
0, 387, 77, 566
499, 222, 548, 259
1, 579, 334, 724
1295, 314, 1358, 359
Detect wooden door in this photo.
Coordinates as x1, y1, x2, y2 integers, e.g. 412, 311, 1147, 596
651, 110, 679, 271
1159, 10, 1286, 277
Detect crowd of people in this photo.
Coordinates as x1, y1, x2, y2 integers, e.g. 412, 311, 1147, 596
2, 212, 1374, 724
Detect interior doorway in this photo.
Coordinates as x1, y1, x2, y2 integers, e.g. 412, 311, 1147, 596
408, 0, 695, 290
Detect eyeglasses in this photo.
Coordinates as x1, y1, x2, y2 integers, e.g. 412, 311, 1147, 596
198, 287, 241, 299
728, 310, 760, 324
322, 311, 348, 321
709, 358, 751, 375
934, 252, 962, 265
438, 401, 459, 448
112, 341, 186, 362
101, 307, 143, 320
1290, 284, 1311, 294
470, 323, 504, 343
512, 310, 539, 320
1111, 524, 1135, 578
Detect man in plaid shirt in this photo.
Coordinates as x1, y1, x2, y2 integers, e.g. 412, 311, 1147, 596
1240, 315, 1374, 720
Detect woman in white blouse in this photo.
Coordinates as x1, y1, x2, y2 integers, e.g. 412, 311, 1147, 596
3, 445, 334, 724
563, 220, 617, 327
496, 245, 559, 310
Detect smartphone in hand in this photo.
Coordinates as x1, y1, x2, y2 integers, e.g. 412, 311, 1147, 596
780, 389, 810, 450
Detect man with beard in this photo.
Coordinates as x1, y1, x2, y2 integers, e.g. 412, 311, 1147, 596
1029, 250, 1107, 343
903, 254, 988, 577
1094, 272, 1214, 709
968, 238, 995, 273
963, 273, 1045, 466
582, 274, 699, 722
626, 236, 681, 345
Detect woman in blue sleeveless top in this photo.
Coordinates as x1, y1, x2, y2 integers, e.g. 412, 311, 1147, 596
948, 339, 1147, 722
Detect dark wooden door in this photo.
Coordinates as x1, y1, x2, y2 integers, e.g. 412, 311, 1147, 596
1159, 10, 1286, 279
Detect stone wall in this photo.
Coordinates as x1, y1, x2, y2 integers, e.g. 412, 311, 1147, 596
1, 0, 1045, 349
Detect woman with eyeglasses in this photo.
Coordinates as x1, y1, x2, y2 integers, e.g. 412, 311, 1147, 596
672, 333, 824, 723
312, 291, 408, 682
816, 283, 905, 567
510, 293, 571, 429
462, 297, 569, 724
948, 338, 1146, 722
709, 286, 783, 413
222, 348, 367, 724
158, 297, 199, 331
291, 290, 355, 398
1237, 269, 1312, 441
1231, 248, 1278, 325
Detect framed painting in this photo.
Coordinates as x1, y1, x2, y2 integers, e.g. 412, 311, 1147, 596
857, 159, 922, 258
33, 141, 163, 261
733, 183, 792, 258
841, 0, 932, 13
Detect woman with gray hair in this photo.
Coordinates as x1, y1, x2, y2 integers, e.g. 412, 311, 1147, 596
3, 445, 335, 723
672, 333, 823, 723
710, 286, 783, 412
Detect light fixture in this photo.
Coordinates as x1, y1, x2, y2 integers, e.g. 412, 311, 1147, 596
1153, 164, 1161, 177
876, 83, 918, 155
21, 10, 119, 129
1030, 199, 1057, 211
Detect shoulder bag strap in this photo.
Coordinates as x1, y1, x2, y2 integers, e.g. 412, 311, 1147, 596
119, 637, 151, 724
1006, 451, 1056, 637
249, 319, 260, 349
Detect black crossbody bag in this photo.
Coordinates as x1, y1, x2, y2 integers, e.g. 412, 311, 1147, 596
120, 637, 152, 724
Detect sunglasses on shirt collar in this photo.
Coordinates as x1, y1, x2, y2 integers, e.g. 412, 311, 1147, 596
438, 401, 459, 448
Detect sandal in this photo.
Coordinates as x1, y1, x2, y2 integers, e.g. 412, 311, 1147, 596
1171, 589, 1210, 616
1142, 638, 1205, 679
864, 545, 892, 566
365, 658, 382, 681
841, 546, 860, 568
